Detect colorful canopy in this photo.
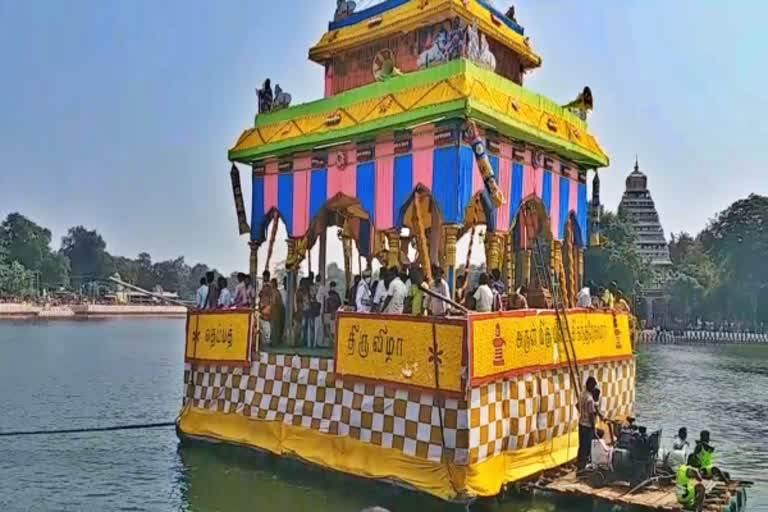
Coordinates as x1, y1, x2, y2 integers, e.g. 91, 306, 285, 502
250, 126, 588, 247
231, 61, 607, 169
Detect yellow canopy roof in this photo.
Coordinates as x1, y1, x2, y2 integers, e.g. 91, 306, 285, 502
309, 0, 542, 69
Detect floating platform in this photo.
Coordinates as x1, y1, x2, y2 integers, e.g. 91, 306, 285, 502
528, 466, 751, 512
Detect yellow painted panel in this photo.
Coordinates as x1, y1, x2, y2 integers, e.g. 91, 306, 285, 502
470, 311, 632, 384
185, 310, 253, 364
336, 313, 466, 393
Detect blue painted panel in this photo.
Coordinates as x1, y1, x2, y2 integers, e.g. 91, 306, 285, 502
433, 147, 460, 224
278, 173, 294, 236
542, 171, 552, 217
510, 162, 524, 227
309, 169, 328, 223
393, 154, 413, 227
356, 162, 376, 225
251, 175, 266, 243
559, 176, 570, 239
578, 183, 588, 247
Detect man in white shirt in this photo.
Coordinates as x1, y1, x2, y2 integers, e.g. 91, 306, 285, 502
372, 274, 388, 311
356, 270, 373, 313
217, 276, 233, 308
576, 281, 594, 308
473, 273, 494, 313
426, 267, 450, 316
195, 277, 208, 309
381, 267, 407, 314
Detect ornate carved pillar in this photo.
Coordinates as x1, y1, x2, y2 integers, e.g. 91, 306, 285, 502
443, 225, 460, 294
284, 238, 298, 346
578, 248, 585, 289
249, 241, 260, 280
319, 229, 327, 284
386, 230, 401, 269
522, 250, 532, 285
506, 234, 516, 291
484, 232, 504, 272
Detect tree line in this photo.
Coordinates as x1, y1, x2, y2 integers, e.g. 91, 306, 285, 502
0, 213, 219, 300
585, 194, 768, 326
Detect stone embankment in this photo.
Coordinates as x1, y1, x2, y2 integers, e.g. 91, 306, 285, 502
0, 303, 186, 319
636, 329, 768, 344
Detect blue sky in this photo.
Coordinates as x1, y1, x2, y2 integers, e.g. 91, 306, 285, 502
1, 0, 766, 273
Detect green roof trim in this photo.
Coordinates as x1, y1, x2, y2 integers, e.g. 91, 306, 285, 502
230, 60, 607, 167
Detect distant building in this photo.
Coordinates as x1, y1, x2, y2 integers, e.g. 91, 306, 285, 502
618, 158, 672, 326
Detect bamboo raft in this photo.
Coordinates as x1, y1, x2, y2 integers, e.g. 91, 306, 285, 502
526, 466, 751, 512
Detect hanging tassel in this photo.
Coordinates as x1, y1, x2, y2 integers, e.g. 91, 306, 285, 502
230, 164, 250, 235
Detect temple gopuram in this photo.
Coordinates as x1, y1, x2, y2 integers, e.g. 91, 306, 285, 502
618, 158, 672, 326
178, 0, 635, 501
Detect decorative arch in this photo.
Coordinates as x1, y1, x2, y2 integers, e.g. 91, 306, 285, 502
252, 207, 289, 246
397, 185, 445, 267
562, 213, 583, 307
461, 191, 497, 234
302, 192, 374, 259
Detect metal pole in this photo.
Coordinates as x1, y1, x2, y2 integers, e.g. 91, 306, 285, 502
107, 277, 190, 308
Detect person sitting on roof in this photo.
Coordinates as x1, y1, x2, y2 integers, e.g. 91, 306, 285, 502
691, 431, 730, 483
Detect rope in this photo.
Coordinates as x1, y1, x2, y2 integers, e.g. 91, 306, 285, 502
430, 322, 461, 498
0, 422, 176, 437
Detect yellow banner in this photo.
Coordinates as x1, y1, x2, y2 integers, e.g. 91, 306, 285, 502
470, 311, 632, 384
336, 314, 466, 394
185, 310, 253, 364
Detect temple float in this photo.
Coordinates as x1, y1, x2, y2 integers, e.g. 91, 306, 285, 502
177, 0, 636, 502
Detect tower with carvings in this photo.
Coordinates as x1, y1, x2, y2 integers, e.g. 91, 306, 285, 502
618, 158, 672, 325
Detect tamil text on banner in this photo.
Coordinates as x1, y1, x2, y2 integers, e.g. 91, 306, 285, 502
335, 313, 466, 394
185, 310, 253, 365
470, 311, 632, 385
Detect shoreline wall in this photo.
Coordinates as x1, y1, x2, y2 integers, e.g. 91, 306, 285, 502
0, 303, 186, 319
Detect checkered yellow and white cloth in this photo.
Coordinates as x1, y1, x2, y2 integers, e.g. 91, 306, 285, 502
184, 353, 634, 465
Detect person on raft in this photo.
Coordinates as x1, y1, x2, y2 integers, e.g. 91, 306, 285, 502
676, 463, 706, 512
664, 427, 690, 473
690, 431, 730, 483
577, 377, 599, 470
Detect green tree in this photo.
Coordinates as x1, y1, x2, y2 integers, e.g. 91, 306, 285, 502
699, 194, 768, 323
60, 226, 114, 284
585, 211, 651, 295
135, 252, 155, 290
40, 252, 71, 289
0, 260, 33, 295
152, 256, 190, 293
112, 256, 140, 284
0, 213, 53, 271
669, 232, 695, 265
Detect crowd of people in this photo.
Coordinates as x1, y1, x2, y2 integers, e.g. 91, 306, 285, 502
194, 263, 636, 349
